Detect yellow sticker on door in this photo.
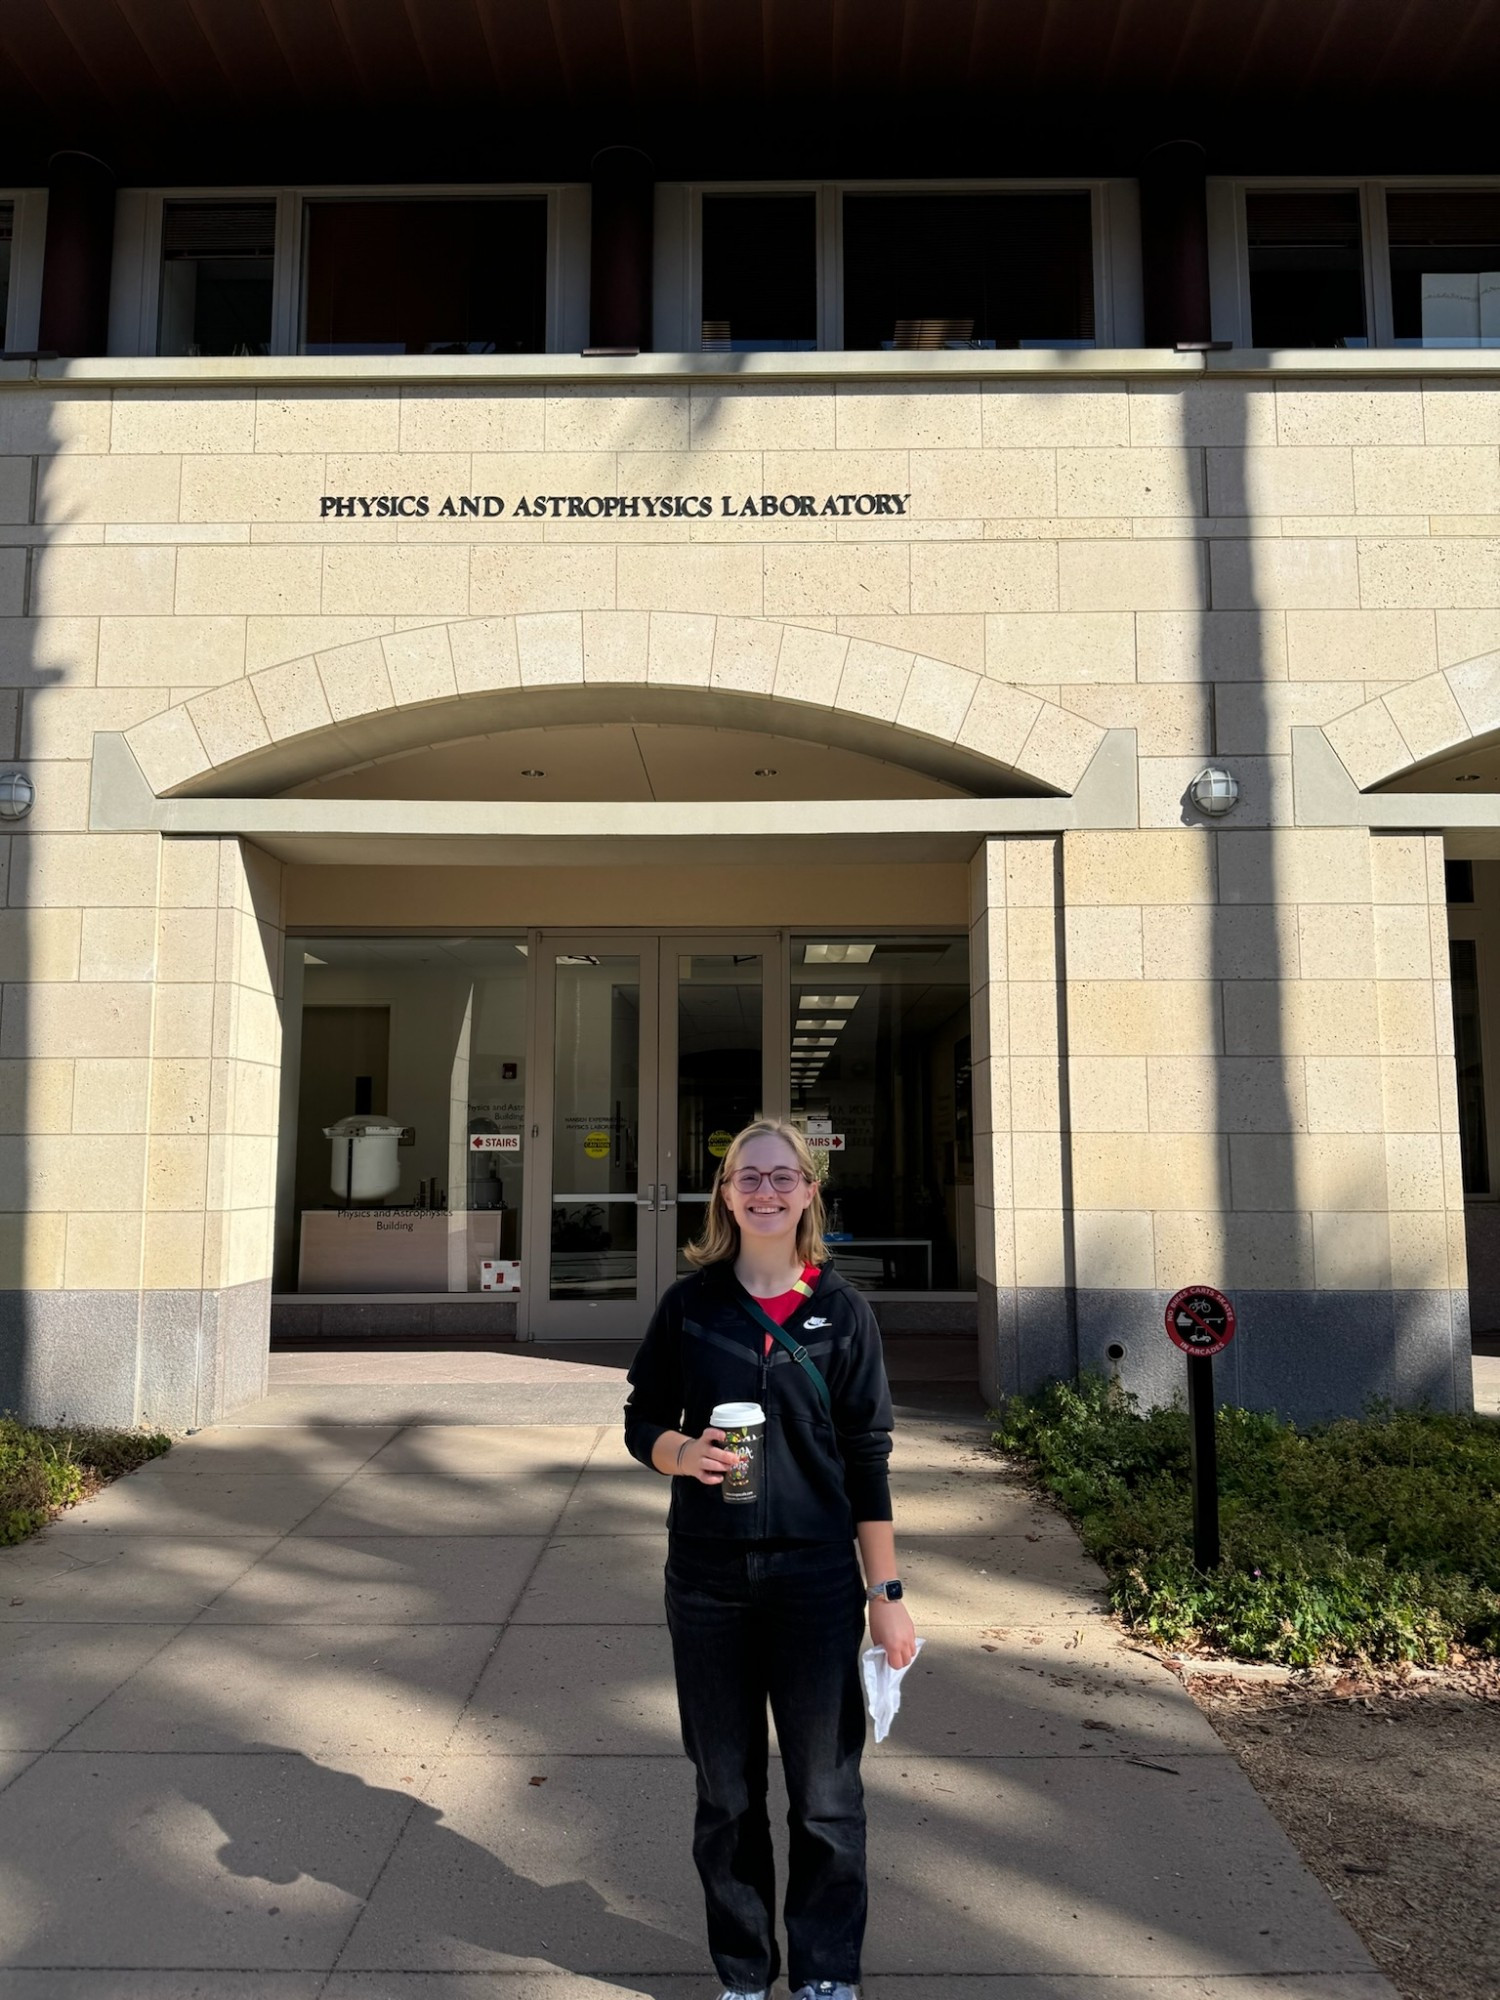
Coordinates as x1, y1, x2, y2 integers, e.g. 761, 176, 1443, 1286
708, 1129, 734, 1157
583, 1130, 612, 1159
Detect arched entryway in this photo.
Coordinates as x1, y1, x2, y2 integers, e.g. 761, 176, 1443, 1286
120, 612, 1107, 802
1321, 654, 1500, 1383
99, 616, 1120, 1390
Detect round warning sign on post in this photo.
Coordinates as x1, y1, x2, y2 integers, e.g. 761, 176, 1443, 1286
707, 1129, 734, 1158
1164, 1285, 1236, 1357
583, 1130, 611, 1159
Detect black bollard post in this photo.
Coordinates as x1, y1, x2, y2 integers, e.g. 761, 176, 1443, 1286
1164, 1284, 1236, 1576
1186, 1353, 1220, 1572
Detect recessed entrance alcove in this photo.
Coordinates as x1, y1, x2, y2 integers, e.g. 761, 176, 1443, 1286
285, 718, 974, 805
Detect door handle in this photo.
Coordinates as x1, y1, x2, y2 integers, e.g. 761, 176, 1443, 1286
659, 1184, 677, 1209
636, 1189, 656, 1213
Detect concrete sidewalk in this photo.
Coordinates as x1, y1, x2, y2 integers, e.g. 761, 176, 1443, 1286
0, 1404, 1393, 1998
1473, 1349, 1500, 1414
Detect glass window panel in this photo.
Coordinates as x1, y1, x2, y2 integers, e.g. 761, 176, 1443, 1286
550, 954, 642, 1301
0, 203, 12, 344
675, 953, 764, 1272
289, 937, 527, 1295
1451, 937, 1490, 1196
1387, 190, 1500, 347
1246, 191, 1366, 348
701, 194, 817, 352
842, 192, 1094, 351
158, 200, 276, 356
789, 935, 972, 1291
303, 199, 547, 355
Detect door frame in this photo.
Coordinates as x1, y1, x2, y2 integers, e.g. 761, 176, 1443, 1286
520, 930, 786, 1341
651, 931, 786, 1303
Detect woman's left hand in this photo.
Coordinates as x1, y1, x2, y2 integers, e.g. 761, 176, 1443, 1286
868, 1594, 918, 1669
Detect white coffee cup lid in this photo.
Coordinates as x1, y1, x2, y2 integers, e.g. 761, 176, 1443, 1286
711, 1401, 765, 1427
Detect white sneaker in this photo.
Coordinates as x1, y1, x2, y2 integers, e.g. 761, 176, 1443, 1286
791, 1985, 858, 2000
717, 1990, 767, 2000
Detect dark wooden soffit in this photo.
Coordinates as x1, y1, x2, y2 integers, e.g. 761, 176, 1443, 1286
3, 0, 1500, 182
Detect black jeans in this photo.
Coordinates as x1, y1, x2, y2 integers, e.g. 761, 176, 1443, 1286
664, 1534, 869, 1992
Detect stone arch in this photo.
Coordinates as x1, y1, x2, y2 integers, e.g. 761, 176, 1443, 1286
122, 613, 1107, 801
1323, 648, 1500, 790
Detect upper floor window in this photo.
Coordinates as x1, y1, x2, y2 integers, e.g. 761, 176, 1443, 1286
1245, 190, 1366, 347
841, 191, 1094, 350
1387, 189, 1500, 346
700, 193, 816, 352
158, 200, 276, 356
0, 202, 12, 345
302, 198, 547, 355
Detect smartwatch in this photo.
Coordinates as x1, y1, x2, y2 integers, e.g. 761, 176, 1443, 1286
865, 1578, 904, 1602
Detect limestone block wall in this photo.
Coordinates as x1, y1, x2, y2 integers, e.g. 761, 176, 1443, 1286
1, 362, 1496, 1422
8, 373, 1500, 830
972, 823, 1469, 1418
969, 833, 1073, 1407
0, 818, 282, 1427
1058, 825, 1467, 1416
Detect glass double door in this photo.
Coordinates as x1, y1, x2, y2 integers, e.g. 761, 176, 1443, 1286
526, 935, 777, 1338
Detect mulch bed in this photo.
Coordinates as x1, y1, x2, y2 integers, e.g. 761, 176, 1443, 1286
1183, 1663, 1500, 2000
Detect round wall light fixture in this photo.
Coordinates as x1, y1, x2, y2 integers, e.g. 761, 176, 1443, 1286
1188, 766, 1239, 818
0, 771, 35, 821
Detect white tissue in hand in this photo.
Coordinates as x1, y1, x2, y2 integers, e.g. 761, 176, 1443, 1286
860, 1637, 924, 1742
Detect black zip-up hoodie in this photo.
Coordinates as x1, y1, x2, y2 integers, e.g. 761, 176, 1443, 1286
623, 1261, 893, 1541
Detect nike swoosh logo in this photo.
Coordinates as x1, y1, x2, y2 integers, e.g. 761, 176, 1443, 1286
804, 1316, 831, 1329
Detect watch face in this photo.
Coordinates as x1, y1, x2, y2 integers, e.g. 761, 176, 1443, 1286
884, 1579, 903, 1601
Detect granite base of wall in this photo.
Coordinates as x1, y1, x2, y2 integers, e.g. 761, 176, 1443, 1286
271, 1296, 520, 1341
979, 1283, 1474, 1421
0, 1283, 271, 1432
977, 1280, 1076, 1407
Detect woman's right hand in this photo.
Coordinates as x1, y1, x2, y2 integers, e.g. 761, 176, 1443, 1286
678, 1427, 740, 1484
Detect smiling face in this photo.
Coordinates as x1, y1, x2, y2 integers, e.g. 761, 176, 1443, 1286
718, 1132, 816, 1254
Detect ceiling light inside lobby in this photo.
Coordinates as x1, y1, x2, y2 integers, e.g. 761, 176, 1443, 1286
800, 995, 860, 1010
804, 943, 875, 964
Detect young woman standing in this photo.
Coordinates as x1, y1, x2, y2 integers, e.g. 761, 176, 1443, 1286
624, 1118, 917, 2000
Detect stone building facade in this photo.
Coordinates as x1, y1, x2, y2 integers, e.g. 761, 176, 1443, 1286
1, 353, 1489, 1425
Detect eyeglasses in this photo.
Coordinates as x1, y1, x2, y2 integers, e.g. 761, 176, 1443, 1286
726, 1166, 811, 1194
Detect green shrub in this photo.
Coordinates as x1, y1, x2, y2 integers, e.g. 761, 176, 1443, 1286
0, 1417, 171, 1546
992, 1376, 1500, 1668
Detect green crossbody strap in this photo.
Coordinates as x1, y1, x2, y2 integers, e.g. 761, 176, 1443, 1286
733, 1277, 833, 1413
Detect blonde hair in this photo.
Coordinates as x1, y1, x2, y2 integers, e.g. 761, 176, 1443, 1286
684, 1117, 830, 1269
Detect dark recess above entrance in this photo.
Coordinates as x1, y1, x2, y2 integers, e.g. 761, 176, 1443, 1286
3, 0, 1500, 181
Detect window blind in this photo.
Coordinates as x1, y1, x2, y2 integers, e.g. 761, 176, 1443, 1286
1246, 191, 1361, 249
1387, 190, 1500, 248
162, 201, 277, 260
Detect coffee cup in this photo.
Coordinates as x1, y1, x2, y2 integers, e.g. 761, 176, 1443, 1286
710, 1401, 766, 1504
